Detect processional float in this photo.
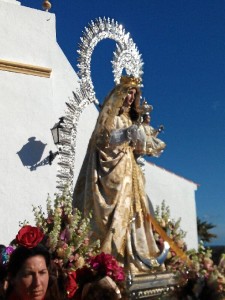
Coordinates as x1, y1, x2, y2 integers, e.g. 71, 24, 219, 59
55, 17, 189, 299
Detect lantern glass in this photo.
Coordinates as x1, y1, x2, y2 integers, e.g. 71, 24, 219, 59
51, 117, 64, 145
51, 126, 59, 144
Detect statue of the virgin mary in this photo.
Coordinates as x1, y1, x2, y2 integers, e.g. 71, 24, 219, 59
73, 76, 166, 274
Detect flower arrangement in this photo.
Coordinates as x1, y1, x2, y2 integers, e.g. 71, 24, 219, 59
31, 188, 100, 270
88, 252, 125, 282
4, 192, 225, 299
7, 188, 126, 299
153, 200, 225, 299
154, 200, 187, 258
0, 223, 125, 300
65, 252, 125, 299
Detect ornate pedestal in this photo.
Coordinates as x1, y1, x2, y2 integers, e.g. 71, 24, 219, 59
127, 272, 178, 299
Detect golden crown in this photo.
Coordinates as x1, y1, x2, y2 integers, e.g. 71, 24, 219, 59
120, 75, 142, 87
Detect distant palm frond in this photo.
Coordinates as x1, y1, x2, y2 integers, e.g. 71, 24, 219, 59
197, 217, 217, 243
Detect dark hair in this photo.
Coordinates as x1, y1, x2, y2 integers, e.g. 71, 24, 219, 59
129, 100, 139, 122
47, 261, 67, 300
82, 280, 119, 300
0, 244, 7, 300
0, 245, 5, 253
0, 245, 7, 282
6, 245, 63, 300
7, 245, 50, 279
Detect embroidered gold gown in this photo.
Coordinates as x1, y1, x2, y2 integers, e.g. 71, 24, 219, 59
73, 81, 159, 273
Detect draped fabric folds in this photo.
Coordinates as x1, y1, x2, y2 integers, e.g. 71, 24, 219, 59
73, 82, 159, 273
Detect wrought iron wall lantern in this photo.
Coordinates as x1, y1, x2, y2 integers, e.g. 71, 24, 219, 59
49, 117, 64, 165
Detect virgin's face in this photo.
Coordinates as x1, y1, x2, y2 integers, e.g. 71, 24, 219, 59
13, 255, 49, 300
123, 88, 137, 107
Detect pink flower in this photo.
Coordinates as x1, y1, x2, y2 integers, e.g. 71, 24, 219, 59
6, 246, 14, 255
60, 228, 70, 242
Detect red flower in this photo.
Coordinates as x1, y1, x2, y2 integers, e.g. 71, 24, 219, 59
66, 271, 78, 299
16, 225, 44, 248
89, 252, 125, 282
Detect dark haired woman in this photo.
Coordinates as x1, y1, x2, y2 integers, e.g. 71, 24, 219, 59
6, 245, 62, 300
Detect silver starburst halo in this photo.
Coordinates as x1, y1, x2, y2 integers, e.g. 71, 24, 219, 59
77, 17, 144, 103
56, 17, 144, 193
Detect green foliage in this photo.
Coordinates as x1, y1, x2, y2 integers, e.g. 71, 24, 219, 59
197, 217, 217, 243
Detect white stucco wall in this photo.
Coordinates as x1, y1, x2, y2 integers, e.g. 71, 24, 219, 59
0, 1, 98, 244
145, 162, 198, 249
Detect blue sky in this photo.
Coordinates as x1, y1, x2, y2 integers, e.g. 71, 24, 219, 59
22, 0, 225, 245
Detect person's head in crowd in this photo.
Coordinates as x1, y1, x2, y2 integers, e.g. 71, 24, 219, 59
6, 245, 50, 300
81, 275, 122, 300
5, 225, 62, 300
